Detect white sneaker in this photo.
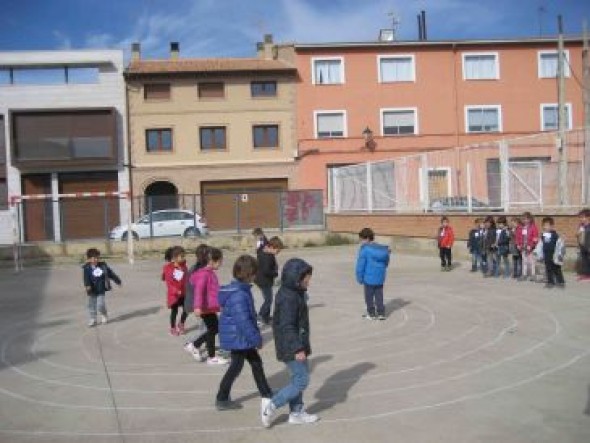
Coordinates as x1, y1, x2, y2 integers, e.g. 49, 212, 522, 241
184, 343, 205, 362
207, 356, 229, 366
261, 400, 276, 428
87, 319, 97, 327
288, 410, 319, 425
100, 315, 108, 325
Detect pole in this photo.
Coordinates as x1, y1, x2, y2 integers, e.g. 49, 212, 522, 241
366, 162, 373, 213
499, 140, 510, 212
557, 15, 568, 206
126, 195, 134, 265
583, 20, 590, 205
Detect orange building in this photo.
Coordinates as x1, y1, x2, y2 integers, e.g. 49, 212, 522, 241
285, 37, 585, 201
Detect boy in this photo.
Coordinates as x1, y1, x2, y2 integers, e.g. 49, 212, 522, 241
82, 248, 122, 327
355, 228, 390, 321
467, 218, 483, 272
438, 216, 455, 271
540, 217, 565, 289
261, 258, 317, 427
252, 228, 268, 252
577, 208, 590, 281
482, 216, 497, 277
255, 236, 284, 327
496, 216, 511, 278
509, 217, 523, 279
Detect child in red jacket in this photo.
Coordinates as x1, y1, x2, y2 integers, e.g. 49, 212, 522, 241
516, 212, 539, 282
163, 246, 189, 336
438, 216, 455, 271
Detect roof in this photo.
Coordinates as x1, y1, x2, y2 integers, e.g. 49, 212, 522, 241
294, 35, 584, 50
125, 57, 296, 76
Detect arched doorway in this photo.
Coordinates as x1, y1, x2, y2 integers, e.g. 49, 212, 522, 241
144, 181, 178, 212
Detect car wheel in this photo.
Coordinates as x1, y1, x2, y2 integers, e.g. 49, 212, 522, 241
183, 227, 200, 238
121, 231, 139, 241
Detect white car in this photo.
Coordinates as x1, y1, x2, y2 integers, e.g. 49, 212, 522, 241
110, 209, 208, 240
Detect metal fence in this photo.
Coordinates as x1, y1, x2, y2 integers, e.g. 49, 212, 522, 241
329, 129, 587, 214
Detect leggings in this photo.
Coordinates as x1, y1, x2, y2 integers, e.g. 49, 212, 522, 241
193, 313, 219, 358
216, 348, 272, 402
170, 298, 188, 328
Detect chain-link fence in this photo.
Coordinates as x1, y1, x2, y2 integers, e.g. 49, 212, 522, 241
329, 129, 587, 214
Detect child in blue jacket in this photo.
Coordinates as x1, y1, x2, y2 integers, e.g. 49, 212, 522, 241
355, 228, 390, 320
216, 255, 273, 412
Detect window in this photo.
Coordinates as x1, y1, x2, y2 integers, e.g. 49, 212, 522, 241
465, 106, 502, 133
12, 67, 66, 85
251, 81, 277, 97
381, 108, 418, 135
144, 83, 171, 100
198, 82, 224, 99
253, 125, 279, 148
538, 50, 570, 78
462, 53, 499, 80
0, 69, 11, 85
541, 103, 572, 131
315, 111, 346, 138
66, 67, 99, 84
378, 55, 415, 82
200, 127, 226, 150
146, 129, 173, 152
312, 58, 344, 85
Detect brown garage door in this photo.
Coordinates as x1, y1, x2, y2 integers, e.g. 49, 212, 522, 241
59, 171, 120, 240
202, 179, 288, 231
22, 174, 53, 242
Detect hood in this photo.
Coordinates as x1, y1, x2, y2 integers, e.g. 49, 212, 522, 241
363, 243, 390, 263
281, 258, 313, 292
218, 280, 250, 308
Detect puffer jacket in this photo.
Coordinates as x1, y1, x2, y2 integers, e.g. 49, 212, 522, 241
218, 280, 262, 350
272, 258, 313, 362
190, 266, 220, 314
355, 242, 390, 286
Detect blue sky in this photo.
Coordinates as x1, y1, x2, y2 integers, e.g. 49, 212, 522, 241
0, 0, 588, 59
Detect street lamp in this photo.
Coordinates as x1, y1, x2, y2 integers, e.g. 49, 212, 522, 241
362, 126, 376, 151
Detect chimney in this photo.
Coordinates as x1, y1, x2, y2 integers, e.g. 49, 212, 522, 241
417, 14, 423, 40
131, 42, 141, 61
170, 42, 179, 60
261, 34, 275, 60
421, 10, 428, 40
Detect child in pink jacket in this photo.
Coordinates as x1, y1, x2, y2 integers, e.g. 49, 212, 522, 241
183, 247, 228, 365
516, 212, 539, 281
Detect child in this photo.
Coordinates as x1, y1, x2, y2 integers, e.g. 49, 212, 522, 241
467, 218, 483, 272
576, 208, 590, 281
256, 236, 284, 326
540, 217, 566, 289
161, 246, 174, 281
184, 244, 211, 314
496, 216, 511, 278
355, 228, 390, 320
252, 228, 268, 252
482, 216, 497, 277
517, 212, 539, 282
262, 258, 318, 427
163, 246, 189, 336
82, 248, 122, 327
184, 247, 228, 365
216, 255, 273, 411
509, 217, 523, 279
437, 216, 455, 271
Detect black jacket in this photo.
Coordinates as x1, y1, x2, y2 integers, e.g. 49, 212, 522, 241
272, 258, 312, 362
542, 230, 559, 259
497, 228, 510, 256
82, 262, 121, 296
255, 250, 278, 287
467, 228, 482, 253
483, 227, 497, 252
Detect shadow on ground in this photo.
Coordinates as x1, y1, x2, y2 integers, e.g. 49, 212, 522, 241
385, 298, 411, 317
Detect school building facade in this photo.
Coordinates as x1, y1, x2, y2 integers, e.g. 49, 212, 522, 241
284, 37, 585, 202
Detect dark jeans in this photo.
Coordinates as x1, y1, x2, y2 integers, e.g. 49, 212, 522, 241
364, 284, 384, 317
439, 247, 452, 267
512, 254, 522, 278
486, 251, 498, 276
216, 349, 272, 401
544, 258, 565, 285
257, 285, 273, 323
578, 248, 590, 276
193, 313, 218, 358
170, 297, 188, 328
471, 251, 483, 271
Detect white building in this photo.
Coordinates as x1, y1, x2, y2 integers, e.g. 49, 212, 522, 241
0, 50, 129, 244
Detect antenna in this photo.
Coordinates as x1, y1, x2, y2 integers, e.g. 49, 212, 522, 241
538, 3, 546, 36
387, 11, 401, 39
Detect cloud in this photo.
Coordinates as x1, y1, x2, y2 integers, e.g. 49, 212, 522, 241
52, 30, 72, 50
85, 32, 115, 48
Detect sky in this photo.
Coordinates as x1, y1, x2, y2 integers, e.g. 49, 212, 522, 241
0, 0, 589, 59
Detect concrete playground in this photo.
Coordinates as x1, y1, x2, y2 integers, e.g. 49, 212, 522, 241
0, 245, 589, 443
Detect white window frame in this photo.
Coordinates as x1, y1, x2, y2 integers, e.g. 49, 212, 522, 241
464, 105, 503, 133
377, 54, 416, 83
537, 50, 571, 78
380, 107, 419, 136
540, 102, 573, 131
461, 52, 500, 80
311, 57, 345, 85
313, 110, 348, 139
418, 167, 453, 201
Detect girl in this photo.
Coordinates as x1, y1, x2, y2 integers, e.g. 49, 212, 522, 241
252, 227, 268, 252
216, 255, 273, 411
509, 217, 523, 279
163, 246, 188, 335
184, 247, 228, 365
161, 246, 174, 281
516, 212, 539, 282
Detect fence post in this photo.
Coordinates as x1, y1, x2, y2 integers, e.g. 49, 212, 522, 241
235, 194, 241, 234
103, 198, 109, 240
148, 197, 154, 238
499, 140, 510, 212
11, 202, 21, 273
126, 195, 135, 265
279, 191, 285, 232
466, 162, 473, 213
192, 194, 198, 235
333, 168, 340, 213
421, 154, 429, 212
366, 162, 373, 213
